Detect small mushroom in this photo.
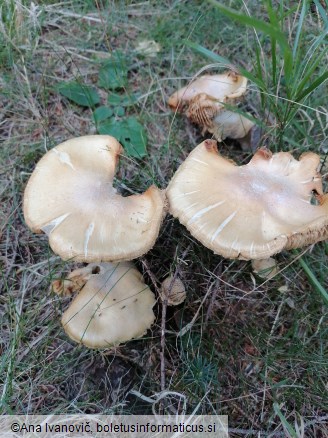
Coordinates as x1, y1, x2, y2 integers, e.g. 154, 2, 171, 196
166, 139, 328, 260
60, 262, 156, 348
168, 71, 254, 143
23, 135, 166, 262
168, 71, 247, 113
251, 258, 278, 279
159, 275, 186, 306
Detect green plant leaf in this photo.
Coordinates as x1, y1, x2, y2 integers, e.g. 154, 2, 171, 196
98, 51, 128, 90
57, 82, 100, 107
121, 117, 147, 157
114, 106, 125, 117
97, 118, 122, 141
108, 92, 140, 106
98, 116, 147, 157
93, 106, 113, 123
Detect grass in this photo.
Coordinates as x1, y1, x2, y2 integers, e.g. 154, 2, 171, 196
0, 0, 328, 436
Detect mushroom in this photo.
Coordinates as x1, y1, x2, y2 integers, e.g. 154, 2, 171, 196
251, 257, 278, 279
159, 275, 186, 306
166, 139, 328, 260
59, 262, 156, 348
210, 110, 255, 143
168, 71, 248, 113
23, 135, 166, 262
168, 71, 255, 144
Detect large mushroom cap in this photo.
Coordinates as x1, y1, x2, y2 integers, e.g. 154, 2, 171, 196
167, 140, 328, 260
24, 135, 165, 262
61, 262, 156, 348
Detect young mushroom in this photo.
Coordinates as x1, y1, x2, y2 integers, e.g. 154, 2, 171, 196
168, 71, 247, 113
159, 275, 186, 306
166, 140, 328, 260
58, 262, 156, 348
23, 135, 166, 262
168, 71, 255, 145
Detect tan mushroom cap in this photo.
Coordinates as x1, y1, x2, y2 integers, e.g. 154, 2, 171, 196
168, 71, 248, 112
159, 275, 186, 306
167, 140, 328, 260
23, 135, 165, 262
61, 262, 156, 348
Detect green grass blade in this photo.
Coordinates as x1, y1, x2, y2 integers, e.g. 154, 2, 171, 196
207, 0, 293, 88
296, 71, 328, 101
271, 38, 277, 88
313, 0, 328, 26
183, 40, 232, 66
292, 0, 308, 61
184, 40, 266, 90
294, 43, 328, 98
298, 257, 328, 305
274, 403, 298, 438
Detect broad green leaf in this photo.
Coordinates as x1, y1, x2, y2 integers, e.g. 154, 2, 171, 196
98, 51, 128, 90
98, 116, 147, 157
108, 92, 140, 106
114, 106, 125, 117
93, 106, 113, 123
97, 118, 123, 142
57, 82, 100, 107
121, 117, 147, 157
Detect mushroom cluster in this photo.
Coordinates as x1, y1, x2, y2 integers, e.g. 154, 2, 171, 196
24, 135, 165, 348
23, 70, 328, 350
168, 70, 256, 146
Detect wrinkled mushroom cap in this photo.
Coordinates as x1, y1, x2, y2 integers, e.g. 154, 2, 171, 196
168, 71, 247, 112
61, 262, 156, 348
24, 135, 165, 262
167, 140, 328, 260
